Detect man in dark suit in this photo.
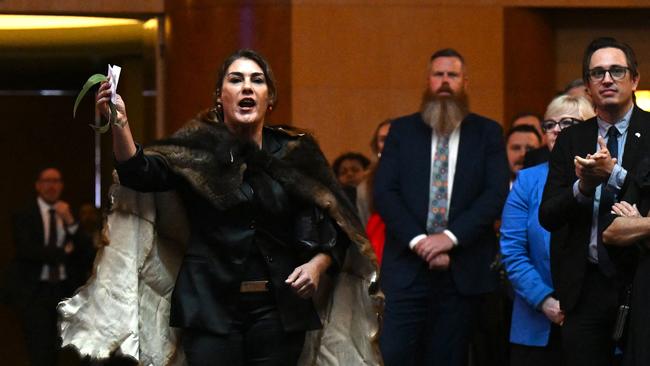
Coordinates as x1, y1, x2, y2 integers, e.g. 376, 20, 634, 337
539, 37, 650, 366
374, 48, 510, 366
9, 167, 91, 366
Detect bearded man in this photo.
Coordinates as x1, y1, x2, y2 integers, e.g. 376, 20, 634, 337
374, 48, 510, 366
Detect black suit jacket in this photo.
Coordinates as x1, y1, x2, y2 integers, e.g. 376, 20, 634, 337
606, 156, 650, 365
9, 200, 92, 305
374, 112, 510, 295
523, 146, 551, 168
539, 106, 650, 312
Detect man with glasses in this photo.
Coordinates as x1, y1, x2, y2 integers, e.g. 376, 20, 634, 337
540, 37, 650, 366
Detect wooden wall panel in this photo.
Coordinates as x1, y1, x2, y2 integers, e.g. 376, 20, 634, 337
163, 0, 292, 133
504, 7, 556, 127
292, 4, 504, 161
554, 9, 650, 92
292, 0, 650, 7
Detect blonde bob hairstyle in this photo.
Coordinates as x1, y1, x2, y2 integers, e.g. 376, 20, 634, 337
544, 94, 595, 121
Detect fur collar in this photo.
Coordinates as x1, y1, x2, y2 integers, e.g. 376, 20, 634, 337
144, 110, 376, 271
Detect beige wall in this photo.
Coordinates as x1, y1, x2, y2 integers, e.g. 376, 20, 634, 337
291, 2, 650, 161
292, 3, 504, 161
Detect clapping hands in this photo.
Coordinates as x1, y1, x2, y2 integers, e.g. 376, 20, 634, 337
575, 136, 617, 194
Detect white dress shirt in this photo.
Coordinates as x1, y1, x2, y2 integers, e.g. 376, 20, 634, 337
37, 197, 77, 281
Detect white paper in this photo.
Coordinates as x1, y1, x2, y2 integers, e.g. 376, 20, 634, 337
107, 64, 121, 104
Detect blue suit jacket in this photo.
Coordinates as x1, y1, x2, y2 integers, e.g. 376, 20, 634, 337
374, 112, 509, 295
500, 163, 554, 346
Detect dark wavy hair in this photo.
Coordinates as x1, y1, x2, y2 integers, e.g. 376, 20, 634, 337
506, 124, 542, 144
214, 49, 277, 122
582, 37, 638, 84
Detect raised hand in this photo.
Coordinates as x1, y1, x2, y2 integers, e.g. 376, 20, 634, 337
575, 136, 618, 194
54, 201, 75, 226
96, 80, 128, 126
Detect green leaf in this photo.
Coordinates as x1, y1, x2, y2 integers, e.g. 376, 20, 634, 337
73, 73, 107, 118
89, 121, 111, 134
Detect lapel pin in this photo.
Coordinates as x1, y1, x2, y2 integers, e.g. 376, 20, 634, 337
635, 132, 641, 138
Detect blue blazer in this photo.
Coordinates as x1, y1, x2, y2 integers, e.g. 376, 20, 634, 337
374, 112, 509, 295
500, 163, 554, 346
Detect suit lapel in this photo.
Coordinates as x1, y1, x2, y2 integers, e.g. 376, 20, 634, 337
30, 200, 45, 245
449, 119, 472, 221
575, 119, 599, 160
411, 115, 434, 224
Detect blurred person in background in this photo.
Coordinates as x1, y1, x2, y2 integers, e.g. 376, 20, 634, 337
357, 119, 392, 264
505, 125, 542, 184
511, 112, 544, 145
332, 151, 371, 205
8, 167, 91, 366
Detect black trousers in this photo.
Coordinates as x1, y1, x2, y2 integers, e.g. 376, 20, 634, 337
562, 264, 620, 366
182, 292, 305, 366
380, 269, 478, 366
471, 288, 512, 366
510, 324, 564, 366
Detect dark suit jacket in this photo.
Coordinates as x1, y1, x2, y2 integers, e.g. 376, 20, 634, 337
374, 112, 510, 295
523, 146, 550, 168
8, 200, 93, 305
607, 157, 650, 365
539, 106, 650, 312
115, 127, 343, 335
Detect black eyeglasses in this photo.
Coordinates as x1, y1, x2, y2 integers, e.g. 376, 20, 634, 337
588, 66, 630, 82
542, 118, 582, 131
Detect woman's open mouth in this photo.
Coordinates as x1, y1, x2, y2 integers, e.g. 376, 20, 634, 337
238, 98, 256, 111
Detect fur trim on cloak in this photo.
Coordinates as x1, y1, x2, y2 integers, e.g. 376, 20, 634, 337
58, 110, 383, 366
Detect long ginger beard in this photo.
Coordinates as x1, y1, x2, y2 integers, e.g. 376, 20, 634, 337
420, 84, 469, 136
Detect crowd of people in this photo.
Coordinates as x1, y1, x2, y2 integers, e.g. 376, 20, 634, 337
6, 36, 650, 366
331, 36, 650, 366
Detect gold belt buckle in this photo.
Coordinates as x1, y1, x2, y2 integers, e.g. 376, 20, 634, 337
240, 280, 270, 293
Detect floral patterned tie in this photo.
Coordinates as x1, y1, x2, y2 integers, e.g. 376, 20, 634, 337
426, 135, 450, 234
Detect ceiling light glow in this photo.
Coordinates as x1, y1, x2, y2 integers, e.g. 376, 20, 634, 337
637, 91, 650, 112
0, 15, 141, 30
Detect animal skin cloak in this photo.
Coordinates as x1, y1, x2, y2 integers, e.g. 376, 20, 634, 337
58, 111, 383, 366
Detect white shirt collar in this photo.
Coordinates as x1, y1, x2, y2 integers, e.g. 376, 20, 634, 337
37, 196, 56, 213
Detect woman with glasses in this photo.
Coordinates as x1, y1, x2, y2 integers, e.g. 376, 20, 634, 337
500, 95, 594, 366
